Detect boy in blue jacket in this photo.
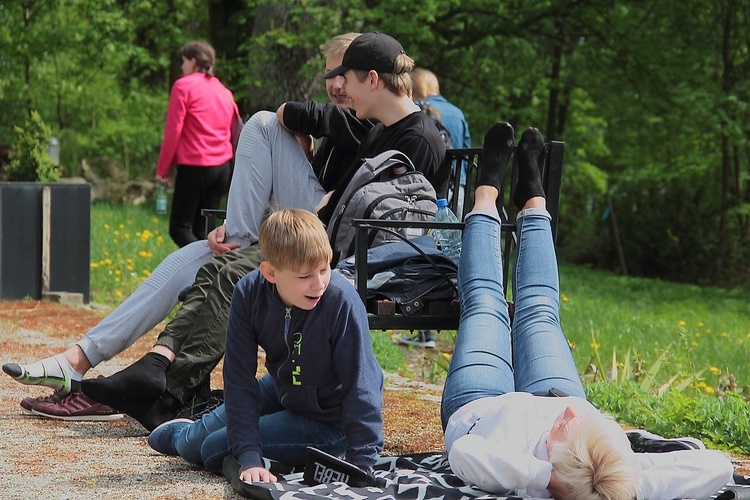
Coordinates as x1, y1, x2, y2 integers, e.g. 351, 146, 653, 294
148, 208, 384, 483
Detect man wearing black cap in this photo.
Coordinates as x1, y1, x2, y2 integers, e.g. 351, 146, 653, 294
205, 31, 448, 253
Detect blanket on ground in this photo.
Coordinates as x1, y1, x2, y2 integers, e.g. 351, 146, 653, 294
223, 452, 750, 500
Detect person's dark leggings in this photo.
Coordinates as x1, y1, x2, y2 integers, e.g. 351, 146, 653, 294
169, 162, 231, 247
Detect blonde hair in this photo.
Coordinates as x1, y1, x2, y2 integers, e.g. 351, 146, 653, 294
412, 68, 440, 101
352, 53, 415, 96
549, 417, 639, 500
259, 209, 332, 271
320, 32, 361, 58
180, 40, 216, 77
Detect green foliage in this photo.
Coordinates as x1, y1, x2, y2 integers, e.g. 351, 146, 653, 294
5, 111, 59, 182
559, 262, 750, 389
587, 381, 750, 454
5, 0, 750, 283
370, 331, 409, 375
89, 202, 177, 306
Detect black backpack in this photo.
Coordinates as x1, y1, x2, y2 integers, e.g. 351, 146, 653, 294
416, 101, 452, 149
326, 150, 437, 265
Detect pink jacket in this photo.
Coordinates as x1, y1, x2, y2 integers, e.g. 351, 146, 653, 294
156, 72, 239, 177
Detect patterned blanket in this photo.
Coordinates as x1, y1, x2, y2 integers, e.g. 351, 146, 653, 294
223, 452, 750, 499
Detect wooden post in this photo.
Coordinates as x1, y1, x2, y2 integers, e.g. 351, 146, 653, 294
606, 193, 627, 275
41, 185, 52, 294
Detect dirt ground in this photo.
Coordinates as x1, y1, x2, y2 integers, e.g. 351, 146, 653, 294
0, 301, 746, 499
0, 300, 444, 499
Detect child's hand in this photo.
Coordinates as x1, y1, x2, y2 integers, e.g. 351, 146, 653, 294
239, 466, 277, 483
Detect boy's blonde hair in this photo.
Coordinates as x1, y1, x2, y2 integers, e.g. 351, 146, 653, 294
411, 68, 440, 101
259, 209, 332, 271
352, 53, 415, 96
320, 32, 361, 58
550, 417, 639, 500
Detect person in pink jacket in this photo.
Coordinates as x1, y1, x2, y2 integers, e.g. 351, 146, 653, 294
156, 40, 239, 247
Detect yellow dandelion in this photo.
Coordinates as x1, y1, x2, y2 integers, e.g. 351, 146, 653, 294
90, 262, 99, 268
678, 320, 686, 326
691, 341, 698, 347
113, 239, 118, 243
104, 223, 110, 229
561, 294, 569, 302
705, 329, 711, 334
709, 366, 719, 374
143, 270, 151, 276
116, 290, 124, 297
695, 332, 701, 337
127, 266, 134, 271
442, 353, 451, 360
152, 218, 159, 223
568, 340, 576, 349
698, 322, 704, 327
704, 386, 715, 394
721, 332, 727, 338
696, 381, 707, 388
119, 224, 125, 229
114, 270, 121, 275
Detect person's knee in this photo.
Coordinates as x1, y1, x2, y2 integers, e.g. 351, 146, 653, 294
248, 110, 278, 131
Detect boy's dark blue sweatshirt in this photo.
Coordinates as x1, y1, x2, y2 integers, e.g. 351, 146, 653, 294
223, 269, 384, 471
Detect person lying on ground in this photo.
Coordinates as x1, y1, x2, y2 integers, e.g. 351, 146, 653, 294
146, 208, 384, 484
441, 122, 734, 499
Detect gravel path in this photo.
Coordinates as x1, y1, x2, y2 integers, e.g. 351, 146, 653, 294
0, 301, 444, 499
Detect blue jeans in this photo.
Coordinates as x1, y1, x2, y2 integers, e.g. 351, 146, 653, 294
174, 374, 348, 471
441, 209, 585, 429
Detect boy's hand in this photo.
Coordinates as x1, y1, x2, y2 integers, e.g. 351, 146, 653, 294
208, 225, 240, 256
240, 466, 277, 483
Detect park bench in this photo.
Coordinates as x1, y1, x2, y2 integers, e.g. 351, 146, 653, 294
351, 140, 565, 332
202, 137, 565, 333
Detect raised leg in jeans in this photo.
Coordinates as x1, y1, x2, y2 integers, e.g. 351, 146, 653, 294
511, 208, 584, 398
174, 374, 347, 471
440, 211, 513, 429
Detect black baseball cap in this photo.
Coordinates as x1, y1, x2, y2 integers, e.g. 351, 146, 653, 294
323, 32, 405, 79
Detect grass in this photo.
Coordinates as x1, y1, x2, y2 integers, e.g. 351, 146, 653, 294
89, 203, 750, 454
559, 262, 750, 391
90, 202, 178, 306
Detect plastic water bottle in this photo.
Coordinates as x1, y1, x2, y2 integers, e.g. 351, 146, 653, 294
432, 198, 461, 264
156, 185, 168, 215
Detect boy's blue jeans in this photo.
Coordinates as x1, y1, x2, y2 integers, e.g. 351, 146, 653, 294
173, 374, 347, 471
440, 209, 585, 429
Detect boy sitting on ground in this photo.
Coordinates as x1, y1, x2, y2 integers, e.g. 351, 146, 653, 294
147, 208, 384, 483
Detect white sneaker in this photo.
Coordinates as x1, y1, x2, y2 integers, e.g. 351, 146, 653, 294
398, 330, 436, 349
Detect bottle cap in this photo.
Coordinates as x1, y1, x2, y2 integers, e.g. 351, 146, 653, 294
437, 198, 448, 208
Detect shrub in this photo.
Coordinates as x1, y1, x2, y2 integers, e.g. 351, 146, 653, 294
4, 111, 60, 182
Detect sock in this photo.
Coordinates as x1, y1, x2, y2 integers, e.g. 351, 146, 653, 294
2, 354, 83, 395
114, 392, 182, 431
476, 121, 515, 191
81, 352, 170, 406
512, 127, 546, 209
